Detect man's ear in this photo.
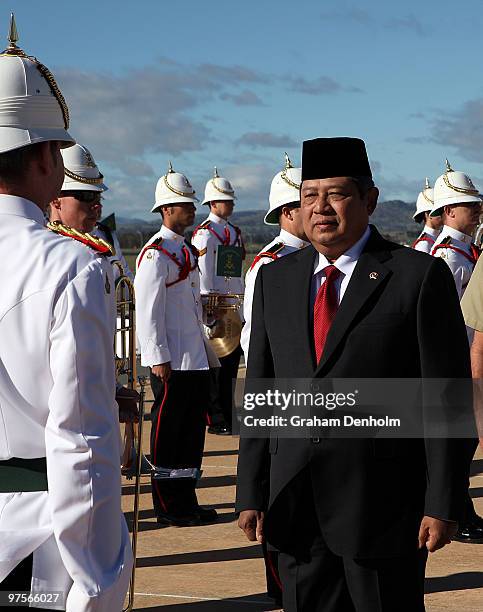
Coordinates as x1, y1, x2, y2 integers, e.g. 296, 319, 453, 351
444, 205, 455, 218
366, 187, 379, 216
280, 206, 291, 220
50, 197, 62, 210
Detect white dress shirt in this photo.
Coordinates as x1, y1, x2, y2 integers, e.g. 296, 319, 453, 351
413, 225, 440, 254
92, 225, 134, 282
241, 229, 309, 360
431, 225, 476, 299
135, 225, 218, 370
192, 211, 245, 295
0, 196, 132, 611
311, 226, 371, 307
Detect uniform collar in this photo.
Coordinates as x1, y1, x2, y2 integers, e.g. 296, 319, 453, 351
160, 224, 185, 243
441, 224, 473, 245
0, 195, 46, 226
278, 228, 309, 249
423, 225, 440, 239
208, 211, 228, 225
313, 225, 371, 277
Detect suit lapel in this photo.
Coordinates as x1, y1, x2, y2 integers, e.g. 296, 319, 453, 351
285, 246, 317, 368
314, 228, 392, 375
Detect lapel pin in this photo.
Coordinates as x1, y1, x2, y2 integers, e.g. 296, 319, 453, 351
369, 272, 378, 280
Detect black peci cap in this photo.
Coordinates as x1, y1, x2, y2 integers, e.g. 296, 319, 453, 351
301, 137, 372, 182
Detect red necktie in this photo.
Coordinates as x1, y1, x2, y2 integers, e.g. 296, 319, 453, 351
313, 265, 341, 363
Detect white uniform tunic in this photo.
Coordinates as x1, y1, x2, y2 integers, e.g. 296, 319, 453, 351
92, 225, 134, 282
0, 196, 132, 611
412, 225, 440, 254
191, 212, 245, 296
135, 225, 217, 370
431, 225, 478, 299
241, 229, 309, 360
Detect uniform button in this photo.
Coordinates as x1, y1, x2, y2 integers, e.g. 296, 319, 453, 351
191, 282, 195, 287
312, 437, 321, 444
195, 301, 199, 305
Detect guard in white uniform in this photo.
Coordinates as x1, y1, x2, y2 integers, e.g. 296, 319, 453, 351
430, 159, 483, 543
239, 154, 307, 608
242, 154, 309, 361
0, 16, 132, 611
430, 160, 482, 299
192, 168, 245, 433
135, 163, 218, 526
50, 143, 133, 281
411, 178, 442, 253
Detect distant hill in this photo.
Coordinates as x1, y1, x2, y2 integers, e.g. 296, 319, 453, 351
116, 200, 420, 250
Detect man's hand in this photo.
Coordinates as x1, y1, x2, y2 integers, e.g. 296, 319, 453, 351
238, 510, 265, 543
418, 516, 457, 552
116, 386, 140, 423
152, 362, 172, 384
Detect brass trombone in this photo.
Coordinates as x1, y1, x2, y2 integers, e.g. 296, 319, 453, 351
123, 377, 146, 612
112, 264, 145, 612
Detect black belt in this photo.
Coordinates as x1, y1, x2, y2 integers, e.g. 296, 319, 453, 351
0, 457, 48, 492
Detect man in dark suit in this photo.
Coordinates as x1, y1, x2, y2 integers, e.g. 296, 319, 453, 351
236, 138, 473, 612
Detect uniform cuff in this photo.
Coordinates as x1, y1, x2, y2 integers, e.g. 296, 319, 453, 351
140, 343, 171, 367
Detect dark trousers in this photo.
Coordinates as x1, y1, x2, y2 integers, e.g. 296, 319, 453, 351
462, 439, 480, 525
275, 479, 427, 612
262, 540, 283, 606
206, 345, 241, 428
0, 554, 52, 611
150, 369, 209, 516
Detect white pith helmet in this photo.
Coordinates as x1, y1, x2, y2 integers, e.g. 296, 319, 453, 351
431, 159, 482, 217
202, 167, 236, 205
0, 14, 74, 154
412, 178, 434, 221
152, 161, 199, 213
265, 153, 301, 225
61, 144, 107, 192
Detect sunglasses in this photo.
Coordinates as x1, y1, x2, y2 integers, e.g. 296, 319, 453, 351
61, 191, 103, 204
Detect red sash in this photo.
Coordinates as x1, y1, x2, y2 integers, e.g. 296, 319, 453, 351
192, 221, 246, 259
137, 241, 198, 287
249, 251, 278, 271
411, 233, 435, 249
431, 242, 480, 266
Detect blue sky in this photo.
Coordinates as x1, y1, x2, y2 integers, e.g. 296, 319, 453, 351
5, 0, 483, 218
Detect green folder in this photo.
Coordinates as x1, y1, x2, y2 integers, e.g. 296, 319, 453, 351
216, 245, 243, 278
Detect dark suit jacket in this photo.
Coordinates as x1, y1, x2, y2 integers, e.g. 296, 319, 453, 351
236, 226, 473, 559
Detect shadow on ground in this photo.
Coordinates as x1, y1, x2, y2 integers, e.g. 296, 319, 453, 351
469, 487, 483, 499
197, 475, 237, 489
134, 592, 277, 611
203, 449, 239, 457
137, 544, 263, 568
425, 572, 483, 593
470, 459, 483, 477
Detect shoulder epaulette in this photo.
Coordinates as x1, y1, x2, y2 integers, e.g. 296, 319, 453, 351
264, 242, 285, 256
47, 221, 113, 255
191, 219, 211, 239
196, 220, 211, 230
249, 242, 285, 271
439, 236, 452, 245
96, 222, 115, 251
136, 237, 163, 267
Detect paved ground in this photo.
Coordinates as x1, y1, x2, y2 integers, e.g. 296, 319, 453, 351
123, 380, 483, 611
